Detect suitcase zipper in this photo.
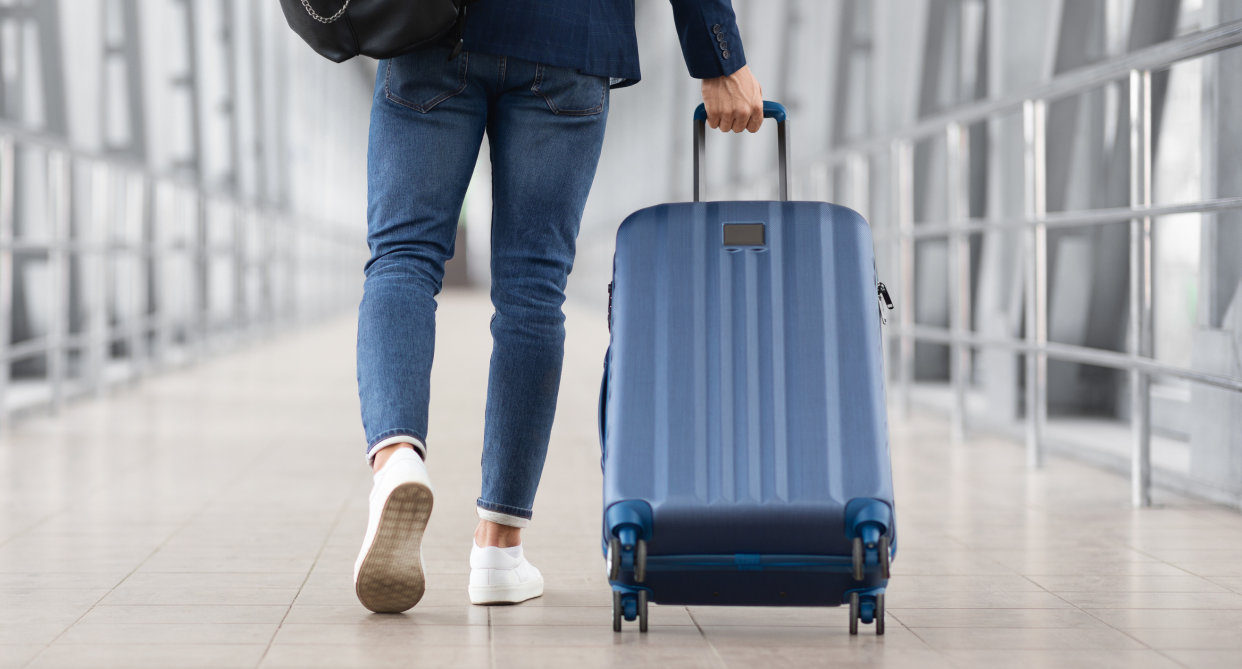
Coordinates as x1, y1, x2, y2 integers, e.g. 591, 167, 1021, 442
607, 282, 614, 332
876, 282, 894, 324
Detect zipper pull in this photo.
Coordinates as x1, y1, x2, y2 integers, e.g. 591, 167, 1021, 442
877, 282, 894, 310
876, 282, 894, 324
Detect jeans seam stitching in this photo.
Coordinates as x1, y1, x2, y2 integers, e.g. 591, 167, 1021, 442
531, 65, 606, 116
384, 52, 469, 113
367, 429, 427, 452
477, 499, 534, 518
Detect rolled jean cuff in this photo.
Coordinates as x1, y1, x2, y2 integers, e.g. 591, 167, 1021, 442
366, 431, 426, 465
476, 500, 532, 528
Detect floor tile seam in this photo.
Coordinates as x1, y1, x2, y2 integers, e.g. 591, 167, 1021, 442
487, 608, 496, 669
900, 625, 1122, 630
257, 471, 365, 669
1033, 588, 1233, 594
1013, 571, 1060, 601
16, 512, 210, 668
685, 607, 729, 669
89, 603, 299, 608
1122, 545, 1202, 576
1205, 577, 1242, 595
904, 632, 974, 669
0, 449, 158, 552
129, 571, 313, 575
1078, 606, 1242, 610
1182, 506, 1242, 529
36, 444, 299, 668
1147, 646, 1198, 668
929, 420, 1199, 515
1055, 589, 1173, 657
0, 374, 274, 553
892, 617, 950, 655
947, 519, 1157, 645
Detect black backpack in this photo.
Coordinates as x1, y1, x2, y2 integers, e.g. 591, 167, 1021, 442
279, 0, 480, 63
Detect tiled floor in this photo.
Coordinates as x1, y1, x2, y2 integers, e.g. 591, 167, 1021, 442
2, 289, 1242, 668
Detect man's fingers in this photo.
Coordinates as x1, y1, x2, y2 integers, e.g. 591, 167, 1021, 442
731, 112, 748, 133
700, 66, 767, 134
702, 83, 764, 133
747, 112, 763, 133
746, 101, 764, 133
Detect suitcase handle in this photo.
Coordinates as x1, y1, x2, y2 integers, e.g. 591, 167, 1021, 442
692, 100, 790, 203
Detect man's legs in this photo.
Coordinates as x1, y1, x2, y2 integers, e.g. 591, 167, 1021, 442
355, 49, 609, 610
358, 51, 487, 460
354, 49, 489, 613
476, 59, 610, 527
465, 57, 610, 606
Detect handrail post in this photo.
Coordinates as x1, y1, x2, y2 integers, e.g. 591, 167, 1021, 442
1023, 99, 1048, 469
893, 140, 915, 420
48, 151, 70, 412
0, 137, 14, 426
1129, 69, 1154, 508
233, 204, 244, 335
131, 174, 150, 379
947, 123, 971, 443
194, 195, 207, 357
89, 163, 110, 397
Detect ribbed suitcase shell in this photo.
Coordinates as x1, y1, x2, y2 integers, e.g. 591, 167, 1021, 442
601, 199, 893, 606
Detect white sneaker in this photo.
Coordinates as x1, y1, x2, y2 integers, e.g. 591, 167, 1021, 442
468, 541, 544, 605
354, 448, 434, 613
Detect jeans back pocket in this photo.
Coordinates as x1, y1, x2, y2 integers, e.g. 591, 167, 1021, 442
384, 48, 469, 113
532, 64, 607, 116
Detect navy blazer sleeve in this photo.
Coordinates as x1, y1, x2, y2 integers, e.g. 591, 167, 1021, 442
668, 0, 747, 79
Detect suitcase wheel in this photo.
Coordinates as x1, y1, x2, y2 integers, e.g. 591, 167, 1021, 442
879, 536, 891, 579
852, 538, 865, 581
849, 592, 859, 634
612, 590, 622, 632
609, 531, 648, 584
639, 590, 649, 632
846, 499, 894, 581
607, 538, 621, 581
607, 536, 648, 583
611, 588, 649, 633
848, 592, 885, 636
852, 532, 892, 581
634, 538, 647, 583
877, 593, 885, 635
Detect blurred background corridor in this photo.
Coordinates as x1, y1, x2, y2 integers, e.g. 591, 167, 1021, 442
3, 1, 1242, 667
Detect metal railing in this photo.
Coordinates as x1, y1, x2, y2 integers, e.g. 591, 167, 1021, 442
815, 19, 1242, 507
0, 126, 365, 424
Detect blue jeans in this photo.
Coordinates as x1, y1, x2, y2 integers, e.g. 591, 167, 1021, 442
358, 47, 609, 525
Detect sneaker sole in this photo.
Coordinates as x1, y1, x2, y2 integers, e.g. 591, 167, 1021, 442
355, 482, 433, 613
469, 577, 545, 605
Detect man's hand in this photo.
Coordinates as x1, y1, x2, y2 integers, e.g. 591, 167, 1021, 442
701, 65, 764, 133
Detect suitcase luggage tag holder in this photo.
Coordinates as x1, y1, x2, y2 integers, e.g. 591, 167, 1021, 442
722, 222, 767, 254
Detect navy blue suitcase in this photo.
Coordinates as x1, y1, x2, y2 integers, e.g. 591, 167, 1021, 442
599, 102, 896, 634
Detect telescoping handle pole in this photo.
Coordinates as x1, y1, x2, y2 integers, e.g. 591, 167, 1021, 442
693, 101, 790, 203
